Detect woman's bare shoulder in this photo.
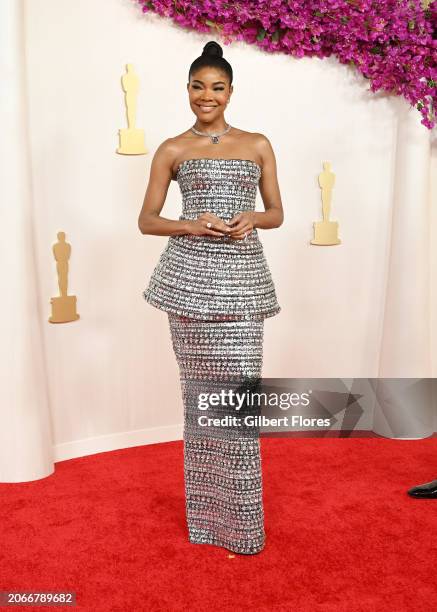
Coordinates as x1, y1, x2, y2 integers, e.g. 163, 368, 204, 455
167, 129, 195, 147
249, 132, 274, 159
249, 131, 271, 145
152, 133, 192, 169
152, 132, 199, 180
159, 132, 195, 160
156, 131, 192, 153
232, 128, 271, 151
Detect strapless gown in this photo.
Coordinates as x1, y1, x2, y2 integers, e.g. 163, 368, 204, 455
143, 157, 280, 320
143, 158, 281, 554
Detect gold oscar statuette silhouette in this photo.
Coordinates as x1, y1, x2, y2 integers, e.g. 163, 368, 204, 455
48, 232, 80, 323
311, 161, 341, 246
116, 63, 147, 155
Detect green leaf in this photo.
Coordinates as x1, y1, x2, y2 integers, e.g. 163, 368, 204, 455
257, 28, 266, 41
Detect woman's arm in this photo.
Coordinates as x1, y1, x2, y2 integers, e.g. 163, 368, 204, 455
138, 140, 191, 236
252, 133, 284, 230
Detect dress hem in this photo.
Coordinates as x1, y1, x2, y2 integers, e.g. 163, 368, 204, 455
143, 291, 281, 321
188, 534, 266, 555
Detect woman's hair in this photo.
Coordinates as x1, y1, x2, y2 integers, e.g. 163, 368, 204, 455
189, 41, 233, 85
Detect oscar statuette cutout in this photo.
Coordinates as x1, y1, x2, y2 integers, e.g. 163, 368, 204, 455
48, 231, 80, 323
116, 63, 147, 155
311, 161, 341, 246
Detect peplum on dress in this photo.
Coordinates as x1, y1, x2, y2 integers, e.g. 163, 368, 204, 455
143, 157, 281, 554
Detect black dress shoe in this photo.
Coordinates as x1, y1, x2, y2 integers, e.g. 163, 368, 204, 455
407, 478, 437, 498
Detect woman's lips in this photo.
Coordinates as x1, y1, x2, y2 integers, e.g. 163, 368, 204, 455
197, 105, 217, 113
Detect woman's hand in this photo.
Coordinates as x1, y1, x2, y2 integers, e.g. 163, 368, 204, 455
187, 213, 233, 237
227, 211, 256, 240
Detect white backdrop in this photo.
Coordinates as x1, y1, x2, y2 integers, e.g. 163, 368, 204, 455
1, 0, 436, 482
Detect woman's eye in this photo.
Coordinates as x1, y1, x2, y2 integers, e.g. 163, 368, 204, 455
192, 86, 224, 91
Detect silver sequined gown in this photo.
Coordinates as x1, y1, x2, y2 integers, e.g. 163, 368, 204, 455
143, 158, 281, 554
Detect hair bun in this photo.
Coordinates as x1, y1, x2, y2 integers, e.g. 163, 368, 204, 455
201, 41, 223, 58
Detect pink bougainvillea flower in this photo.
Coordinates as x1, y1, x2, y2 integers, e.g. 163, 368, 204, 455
137, 0, 437, 129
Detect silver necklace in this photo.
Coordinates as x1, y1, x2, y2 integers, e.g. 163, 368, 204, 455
190, 123, 232, 144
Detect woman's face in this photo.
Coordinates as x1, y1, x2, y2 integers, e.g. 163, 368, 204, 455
188, 66, 232, 122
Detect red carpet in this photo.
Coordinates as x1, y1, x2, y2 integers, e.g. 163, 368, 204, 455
1, 436, 436, 611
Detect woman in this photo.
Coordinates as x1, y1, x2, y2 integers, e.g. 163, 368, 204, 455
138, 40, 283, 555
